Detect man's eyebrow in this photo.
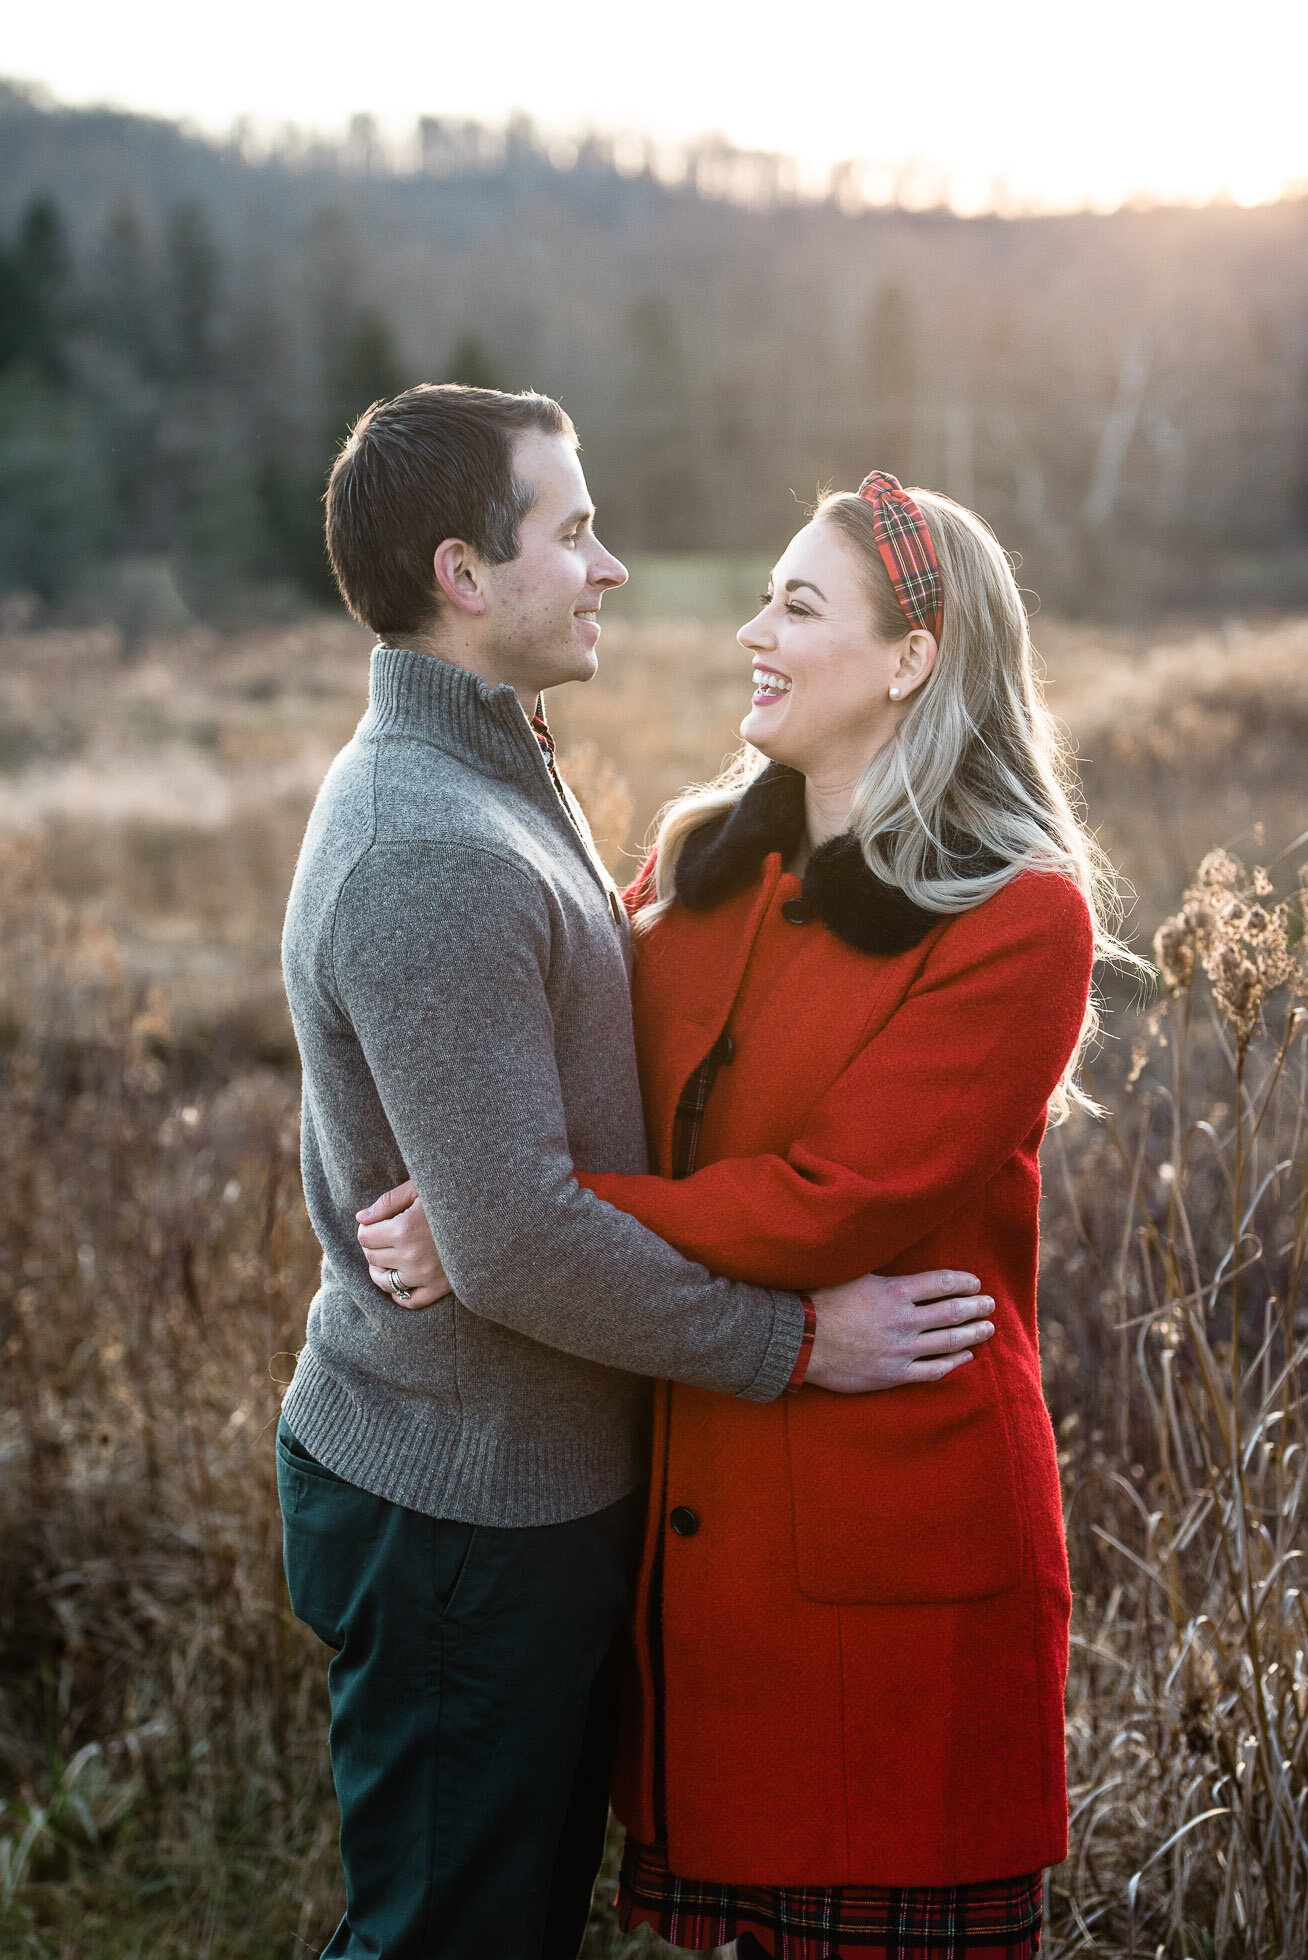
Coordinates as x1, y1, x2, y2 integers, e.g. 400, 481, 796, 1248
559, 505, 595, 532
784, 577, 827, 600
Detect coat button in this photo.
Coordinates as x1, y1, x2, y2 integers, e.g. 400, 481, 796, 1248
713, 1031, 735, 1065
781, 897, 809, 925
669, 1505, 700, 1537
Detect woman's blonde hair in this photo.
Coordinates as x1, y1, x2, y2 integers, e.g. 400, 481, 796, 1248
639, 485, 1138, 1121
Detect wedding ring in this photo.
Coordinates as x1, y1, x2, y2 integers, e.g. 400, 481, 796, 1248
388, 1268, 413, 1303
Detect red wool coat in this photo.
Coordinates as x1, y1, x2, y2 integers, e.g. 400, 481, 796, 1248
577, 847, 1094, 1888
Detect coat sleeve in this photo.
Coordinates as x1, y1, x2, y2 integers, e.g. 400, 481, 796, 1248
576, 873, 1094, 1289
333, 839, 804, 1398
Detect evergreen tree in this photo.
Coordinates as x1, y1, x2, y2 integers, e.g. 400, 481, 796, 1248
163, 198, 220, 380
443, 332, 503, 391
253, 452, 339, 605
0, 368, 106, 600
0, 196, 72, 384
324, 307, 407, 444
96, 201, 157, 374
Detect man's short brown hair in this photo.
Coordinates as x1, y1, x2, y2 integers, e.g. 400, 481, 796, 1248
325, 384, 576, 638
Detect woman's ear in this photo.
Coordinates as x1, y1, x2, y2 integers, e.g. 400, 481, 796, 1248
433, 538, 487, 617
894, 629, 938, 697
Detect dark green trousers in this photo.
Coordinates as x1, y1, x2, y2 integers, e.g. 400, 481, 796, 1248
277, 1418, 643, 1960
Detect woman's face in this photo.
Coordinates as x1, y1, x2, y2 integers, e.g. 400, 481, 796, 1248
737, 517, 926, 782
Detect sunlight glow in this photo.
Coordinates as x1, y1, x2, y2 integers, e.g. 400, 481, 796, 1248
5, 0, 1307, 213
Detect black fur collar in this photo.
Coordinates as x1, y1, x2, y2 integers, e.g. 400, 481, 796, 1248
674, 763, 994, 957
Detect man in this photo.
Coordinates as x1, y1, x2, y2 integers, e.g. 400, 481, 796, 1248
277, 384, 990, 1959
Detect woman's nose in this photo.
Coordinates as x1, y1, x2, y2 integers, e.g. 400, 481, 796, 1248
737, 613, 773, 652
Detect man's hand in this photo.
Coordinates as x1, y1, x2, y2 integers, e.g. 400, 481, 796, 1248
806, 1271, 994, 1393
358, 1181, 995, 1388
356, 1179, 451, 1308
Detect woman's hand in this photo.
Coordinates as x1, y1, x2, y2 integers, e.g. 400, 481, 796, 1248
356, 1179, 451, 1309
806, 1270, 995, 1393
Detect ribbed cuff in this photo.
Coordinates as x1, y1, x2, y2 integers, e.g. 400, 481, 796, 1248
739, 1290, 809, 1403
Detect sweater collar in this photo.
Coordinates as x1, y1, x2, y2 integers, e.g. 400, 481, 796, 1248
674, 762, 997, 957
362, 644, 544, 784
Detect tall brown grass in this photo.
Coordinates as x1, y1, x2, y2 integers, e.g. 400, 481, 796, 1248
1039, 842, 1307, 1956
0, 837, 342, 1957
0, 613, 1306, 1955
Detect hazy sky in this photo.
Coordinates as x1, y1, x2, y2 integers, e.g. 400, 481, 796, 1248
8, 0, 1307, 212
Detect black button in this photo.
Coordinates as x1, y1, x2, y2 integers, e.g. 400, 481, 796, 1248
669, 1506, 700, 1537
781, 897, 809, 925
713, 1032, 735, 1065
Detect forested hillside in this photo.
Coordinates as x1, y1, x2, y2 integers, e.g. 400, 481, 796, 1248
2, 78, 1306, 621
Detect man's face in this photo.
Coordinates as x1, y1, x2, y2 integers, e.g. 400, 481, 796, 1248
481, 431, 628, 696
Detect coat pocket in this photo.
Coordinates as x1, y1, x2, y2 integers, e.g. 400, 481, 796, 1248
784, 1354, 1025, 1604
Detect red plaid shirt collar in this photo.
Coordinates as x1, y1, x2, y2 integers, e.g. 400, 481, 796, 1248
530, 700, 567, 802
529, 701, 555, 759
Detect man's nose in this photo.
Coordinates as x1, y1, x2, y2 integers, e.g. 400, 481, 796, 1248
591, 546, 628, 589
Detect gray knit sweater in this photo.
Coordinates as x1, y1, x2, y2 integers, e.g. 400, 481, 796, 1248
280, 645, 804, 1526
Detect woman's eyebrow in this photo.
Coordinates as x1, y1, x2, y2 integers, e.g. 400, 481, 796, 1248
784, 577, 827, 600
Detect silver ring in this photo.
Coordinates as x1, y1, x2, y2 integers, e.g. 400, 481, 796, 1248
388, 1268, 413, 1303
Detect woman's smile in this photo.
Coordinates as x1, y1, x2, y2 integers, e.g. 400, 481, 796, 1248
751, 664, 792, 707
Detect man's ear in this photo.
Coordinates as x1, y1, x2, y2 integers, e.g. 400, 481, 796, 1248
433, 538, 487, 617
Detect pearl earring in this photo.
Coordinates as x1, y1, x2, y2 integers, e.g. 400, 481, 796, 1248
888, 685, 902, 700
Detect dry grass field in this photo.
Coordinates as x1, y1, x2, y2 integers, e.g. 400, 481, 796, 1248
0, 607, 1305, 1958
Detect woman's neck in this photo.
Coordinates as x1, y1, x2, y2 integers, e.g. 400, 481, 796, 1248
787, 772, 858, 876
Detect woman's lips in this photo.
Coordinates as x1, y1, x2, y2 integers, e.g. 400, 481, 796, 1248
751, 666, 792, 708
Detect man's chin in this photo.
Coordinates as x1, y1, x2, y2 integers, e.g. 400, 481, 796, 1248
549, 647, 600, 687
517, 641, 599, 699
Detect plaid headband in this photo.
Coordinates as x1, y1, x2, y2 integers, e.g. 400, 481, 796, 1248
857, 471, 944, 643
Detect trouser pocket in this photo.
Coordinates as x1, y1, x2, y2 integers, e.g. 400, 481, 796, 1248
276, 1417, 393, 1648
276, 1418, 481, 1656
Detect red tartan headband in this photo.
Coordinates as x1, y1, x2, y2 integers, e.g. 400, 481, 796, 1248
856, 471, 944, 643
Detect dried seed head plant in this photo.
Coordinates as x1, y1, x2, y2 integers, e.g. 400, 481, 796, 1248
1154, 848, 1305, 1055
1046, 835, 1308, 1956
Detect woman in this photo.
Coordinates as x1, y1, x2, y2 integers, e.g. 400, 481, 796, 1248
357, 473, 1123, 1957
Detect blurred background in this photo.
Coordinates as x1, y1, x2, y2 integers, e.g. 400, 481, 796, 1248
1, 6, 1306, 1956
2, 67, 1308, 626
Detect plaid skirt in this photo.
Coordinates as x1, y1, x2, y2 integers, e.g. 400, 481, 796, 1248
616, 1834, 1043, 1958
